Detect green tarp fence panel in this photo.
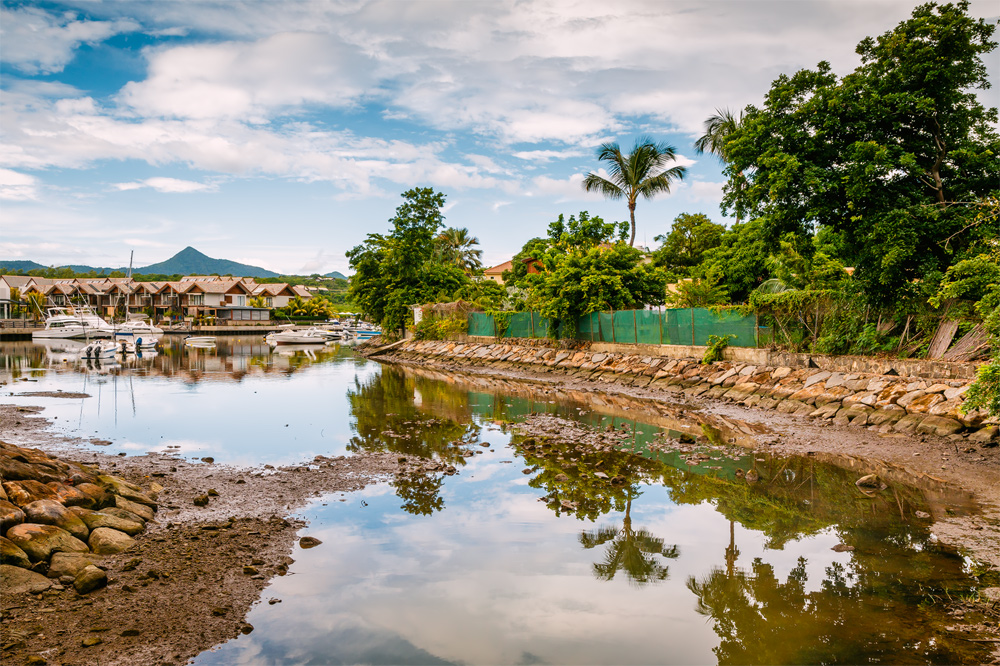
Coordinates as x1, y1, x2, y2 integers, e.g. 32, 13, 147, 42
468, 308, 757, 346
467, 312, 495, 337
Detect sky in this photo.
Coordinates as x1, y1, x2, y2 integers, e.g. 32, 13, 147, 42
1, 0, 997, 276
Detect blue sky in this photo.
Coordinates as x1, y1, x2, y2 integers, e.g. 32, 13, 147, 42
2, 0, 997, 275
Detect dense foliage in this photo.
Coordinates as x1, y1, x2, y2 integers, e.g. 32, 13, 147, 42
346, 188, 502, 333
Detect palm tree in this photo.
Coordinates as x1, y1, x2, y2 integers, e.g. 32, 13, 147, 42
436, 227, 483, 273
583, 136, 687, 247
695, 108, 745, 223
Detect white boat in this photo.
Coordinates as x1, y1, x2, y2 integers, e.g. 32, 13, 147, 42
79, 340, 118, 359
266, 327, 332, 345
32, 307, 115, 339
116, 314, 163, 337
184, 335, 217, 346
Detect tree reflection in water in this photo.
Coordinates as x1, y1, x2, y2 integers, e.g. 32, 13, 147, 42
347, 367, 482, 515
579, 492, 679, 586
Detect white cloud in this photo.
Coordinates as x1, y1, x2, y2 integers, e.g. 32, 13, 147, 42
0, 6, 138, 75
114, 177, 215, 193
512, 149, 585, 162
0, 169, 40, 201
686, 180, 726, 204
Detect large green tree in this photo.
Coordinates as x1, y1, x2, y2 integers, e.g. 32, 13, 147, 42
720, 1, 999, 307
583, 136, 688, 247
651, 212, 726, 276
694, 108, 746, 223
347, 188, 470, 332
435, 227, 483, 273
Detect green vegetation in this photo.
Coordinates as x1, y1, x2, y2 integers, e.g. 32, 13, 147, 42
346, 187, 502, 334
502, 212, 668, 338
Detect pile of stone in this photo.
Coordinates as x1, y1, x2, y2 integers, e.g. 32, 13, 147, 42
1, 441, 158, 596
382, 340, 998, 443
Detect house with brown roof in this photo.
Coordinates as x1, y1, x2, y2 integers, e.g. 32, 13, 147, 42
483, 260, 512, 285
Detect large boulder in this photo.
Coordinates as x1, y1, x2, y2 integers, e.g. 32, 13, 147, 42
0, 564, 53, 595
101, 507, 147, 526
5, 523, 89, 562
95, 475, 157, 508
2, 480, 60, 507
22, 499, 89, 541
115, 496, 155, 522
46, 481, 97, 508
73, 482, 114, 509
0, 536, 31, 568
88, 527, 136, 554
75, 509, 144, 536
48, 552, 104, 579
868, 406, 906, 427
915, 416, 964, 437
0, 499, 26, 532
905, 393, 945, 414
893, 413, 926, 434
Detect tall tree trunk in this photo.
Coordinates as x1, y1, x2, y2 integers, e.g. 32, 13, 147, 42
628, 201, 637, 247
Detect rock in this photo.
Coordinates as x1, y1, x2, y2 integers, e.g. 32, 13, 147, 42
76, 509, 145, 536
832, 544, 855, 552
892, 413, 926, 434
299, 536, 322, 549
95, 474, 157, 507
73, 483, 114, 509
0, 563, 53, 594
243, 565, 258, 575
48, 552, 104, 579
88, 527, 136, 554
943, 385, 970, 401
915, 510, 931, 519
809, 402, 841, 419
824, 373, 845, 388
904, 393, 944, 414
771, 366, 792, 379
1, 480, 60, 507
102, 506, 148, 526
0, 535, 31, 568
788, 383, 829, 405
6, 523, 89, 561
45, 481, 95, 508
833, 404, 873, 426
73, 564, 108, 594
22, 499, 90, 541
193, 494, 210, 507
81, 636, 102, 647
924, 383, 950, 394
915, 416, 964, 437
896, 390, 926, 409
803, 371, 831, 388
875, 384, 909, 408
0, 499, 26, 532
868, 406, 905, 426
968, 426, 998, 443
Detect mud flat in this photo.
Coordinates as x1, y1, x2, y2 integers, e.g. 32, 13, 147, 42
0, 404, 448, 666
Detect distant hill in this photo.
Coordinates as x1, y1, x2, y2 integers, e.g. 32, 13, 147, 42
136, 247, 280, 278
0, 260, 47, 272
325, 271, 348, 280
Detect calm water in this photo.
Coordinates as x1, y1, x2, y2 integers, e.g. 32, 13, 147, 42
0, 338, 992, 665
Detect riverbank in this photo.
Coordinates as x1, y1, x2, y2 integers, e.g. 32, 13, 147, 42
0, 404, 451, 666
365, 339, 1000, 567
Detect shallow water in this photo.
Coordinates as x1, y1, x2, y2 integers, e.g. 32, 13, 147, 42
0, 338, 992, 664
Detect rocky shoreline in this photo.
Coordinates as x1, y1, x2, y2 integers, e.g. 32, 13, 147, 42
0, 404, 448, 666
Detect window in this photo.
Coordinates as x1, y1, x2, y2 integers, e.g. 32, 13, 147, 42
189, 294, 204, 306
236, 295, 246, 306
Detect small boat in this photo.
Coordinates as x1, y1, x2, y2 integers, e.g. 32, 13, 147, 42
184, 335, 217, 347
32, 307, 115, 339
266, 327, 332, 345
79, 340, 118, 359
116, 314, 164, 337
113, 330, 158, 352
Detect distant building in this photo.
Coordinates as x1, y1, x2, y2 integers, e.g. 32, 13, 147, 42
483, 260, 512, 284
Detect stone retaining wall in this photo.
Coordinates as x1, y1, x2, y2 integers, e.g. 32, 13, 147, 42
462, 336, 980, 380
378, 339, 999, 443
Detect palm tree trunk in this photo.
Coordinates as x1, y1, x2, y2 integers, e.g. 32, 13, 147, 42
629, 203, 636, 247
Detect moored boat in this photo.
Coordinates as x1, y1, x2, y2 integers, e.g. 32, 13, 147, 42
266, 327, 333, 345
32, 307, 115, 339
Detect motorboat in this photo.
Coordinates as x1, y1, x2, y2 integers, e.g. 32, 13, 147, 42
184, 335, 217, 347
113, 334, 157, 355
79, 340, 118, 359
32, 307, 115, 339
266, 327, 332, 346
116, 313, 164, 337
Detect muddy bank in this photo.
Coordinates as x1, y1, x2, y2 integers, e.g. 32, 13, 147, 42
0, 404, 444, 666
366, 340, 1000, 569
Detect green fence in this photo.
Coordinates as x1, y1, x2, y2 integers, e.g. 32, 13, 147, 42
468, 308, 757, 347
